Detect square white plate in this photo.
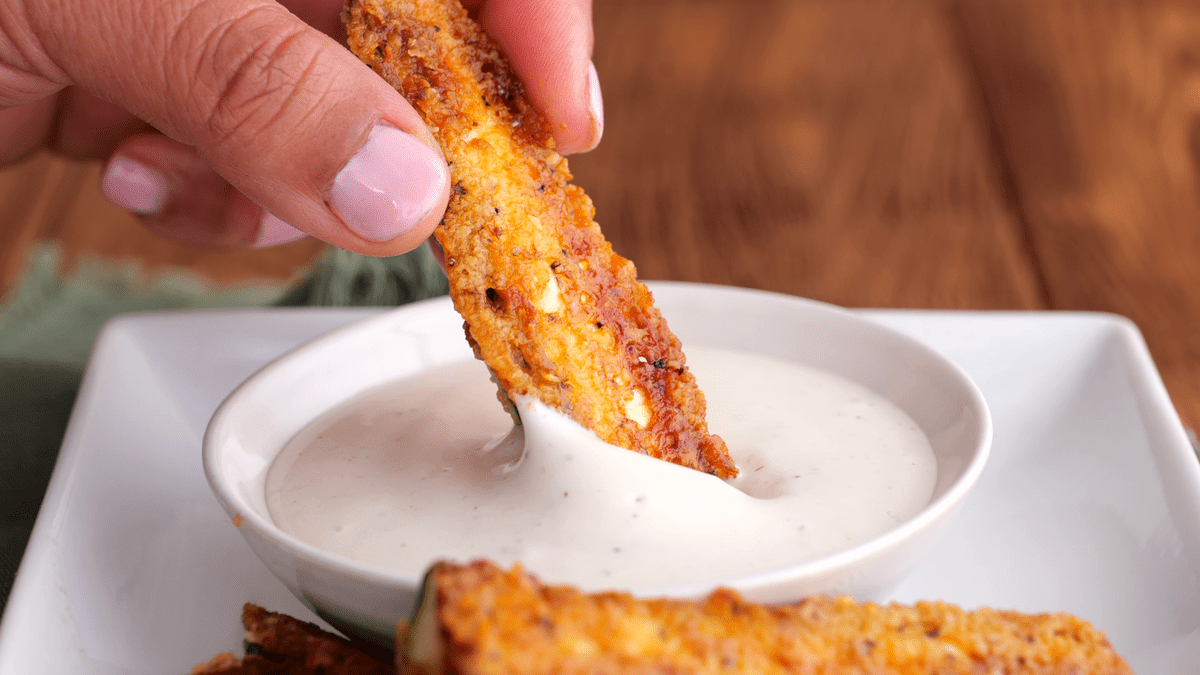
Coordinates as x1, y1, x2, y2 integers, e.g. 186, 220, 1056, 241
1, 303, 1197, 674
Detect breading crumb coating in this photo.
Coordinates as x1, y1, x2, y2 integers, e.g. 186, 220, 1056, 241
412, 560, 1134, 675
190, 604, 391, 674
343, 0, 736, 478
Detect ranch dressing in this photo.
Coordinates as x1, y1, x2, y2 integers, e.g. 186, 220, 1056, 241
265, 348, 936, 590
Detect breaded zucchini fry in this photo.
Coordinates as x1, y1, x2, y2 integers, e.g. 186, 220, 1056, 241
343, 0, 736, 478
400, 560, 1134, 675
190, 604, 391, 674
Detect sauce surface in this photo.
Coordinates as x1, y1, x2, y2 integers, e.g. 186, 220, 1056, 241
265, 348, 936, 590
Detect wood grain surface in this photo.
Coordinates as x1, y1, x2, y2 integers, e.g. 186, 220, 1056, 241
0, 0, 1197, 426
575, 0, 1043, 310
954, 0, 1200, 427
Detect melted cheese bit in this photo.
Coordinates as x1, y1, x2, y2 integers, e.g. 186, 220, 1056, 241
623, 388, 651, 428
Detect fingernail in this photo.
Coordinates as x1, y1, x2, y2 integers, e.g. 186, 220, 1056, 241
330, 123, 448, 242
254, 212, 308, 248
101, 156, 168, 215
585, 61, 604, 151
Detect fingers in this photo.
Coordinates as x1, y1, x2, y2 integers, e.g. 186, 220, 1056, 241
99, 132, 307, 248
20, 0, 450, 256
0, 95, 57, 165
474, 0, 602, 154
100, 132, 310, 248
1, 87, 154, 166
49, 88, 151, 160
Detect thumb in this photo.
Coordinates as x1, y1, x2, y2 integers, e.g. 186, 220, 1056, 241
23, 0, 449, 255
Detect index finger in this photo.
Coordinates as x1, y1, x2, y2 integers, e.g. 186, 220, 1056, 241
469, 0, 601, 154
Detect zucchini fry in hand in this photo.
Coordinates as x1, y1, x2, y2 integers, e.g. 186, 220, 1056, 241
344, 0, 736, 478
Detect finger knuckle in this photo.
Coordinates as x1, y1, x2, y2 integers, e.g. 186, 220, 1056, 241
176, 4, 334, 149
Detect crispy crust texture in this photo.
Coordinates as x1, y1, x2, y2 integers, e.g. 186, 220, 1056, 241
343, 0, 736, 478
190, 604, 391, 675
413, 561, 1134, 675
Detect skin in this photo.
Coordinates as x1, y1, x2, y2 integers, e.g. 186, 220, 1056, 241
0, 0, 597, 255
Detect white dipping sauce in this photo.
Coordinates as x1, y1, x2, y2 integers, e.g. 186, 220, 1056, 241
265, 348, 936, 590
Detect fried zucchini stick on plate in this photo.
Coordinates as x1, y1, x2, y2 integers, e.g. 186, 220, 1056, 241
191, 604, 392, 674
344, 0, 736, 478
399, 560, 1135, 675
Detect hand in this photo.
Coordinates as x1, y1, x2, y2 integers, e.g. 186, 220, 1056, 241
0, 0, 602, 254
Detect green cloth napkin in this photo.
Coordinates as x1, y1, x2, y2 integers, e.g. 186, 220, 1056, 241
0, 243, 448, 610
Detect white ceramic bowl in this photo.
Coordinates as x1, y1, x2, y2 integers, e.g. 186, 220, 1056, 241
203, 282, 991, 645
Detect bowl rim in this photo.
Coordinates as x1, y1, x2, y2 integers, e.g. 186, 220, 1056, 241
203, 281, 993, 595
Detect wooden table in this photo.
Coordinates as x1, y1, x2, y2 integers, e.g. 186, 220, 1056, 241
2, 0, 1198, 427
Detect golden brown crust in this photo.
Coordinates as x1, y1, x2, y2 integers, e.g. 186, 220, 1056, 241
191, 652, 248, 675
417, 560, 1134, 675
343, 0, 736, 478
190, 604, 392, 675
